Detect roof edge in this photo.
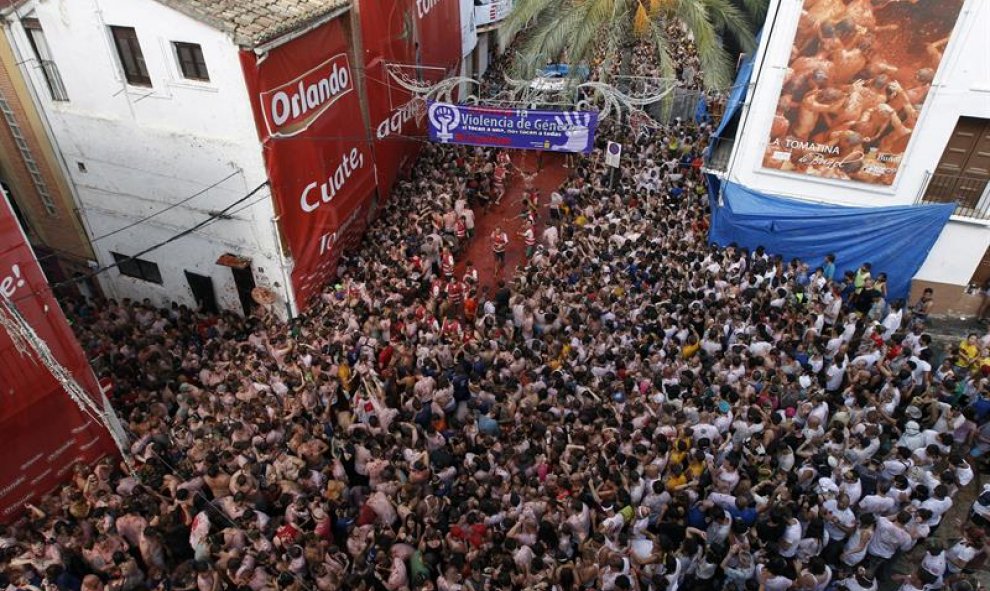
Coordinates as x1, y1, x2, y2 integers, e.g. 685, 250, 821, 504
150, 0, 237, 38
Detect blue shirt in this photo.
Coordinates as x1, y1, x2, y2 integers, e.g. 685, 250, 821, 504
971, 396, 990, 422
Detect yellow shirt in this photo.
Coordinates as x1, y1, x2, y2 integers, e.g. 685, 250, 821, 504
682, 342, 700, 359
666, 473, 687, 492
959, 341, 979, 367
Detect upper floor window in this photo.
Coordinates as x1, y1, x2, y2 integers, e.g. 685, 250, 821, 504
22, 17, 68, 101
173, 42, 209, 82
111, 252, 162, 284
109, 26, 151, 87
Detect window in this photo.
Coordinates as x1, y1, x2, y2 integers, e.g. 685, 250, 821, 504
173, 42, 209, 81
111, 252, 162, 284
109, 26, 151, 87
22, 18, 68, 101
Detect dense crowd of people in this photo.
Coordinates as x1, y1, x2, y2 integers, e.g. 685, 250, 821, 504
3, 25, 990, 591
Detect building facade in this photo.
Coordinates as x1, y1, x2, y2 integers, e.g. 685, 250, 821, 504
1, 0, 464, 317
712, 0, 990, 315
0, 3, 97, 292
470, 0, 513, 78
2, 0, 287, 315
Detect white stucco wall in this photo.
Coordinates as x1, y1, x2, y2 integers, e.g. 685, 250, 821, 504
915, 220, 990, 286
722, 0, 990, 288
4, 0, 294, 315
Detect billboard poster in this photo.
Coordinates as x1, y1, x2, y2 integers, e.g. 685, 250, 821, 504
240, 15, 378, 310
0, 198, 115, 522
361, 0, 426, 201
761, 0, 965, 185
427, 102, 599, 153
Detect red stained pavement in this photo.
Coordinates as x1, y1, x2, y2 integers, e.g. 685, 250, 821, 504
454, 151, 570, 293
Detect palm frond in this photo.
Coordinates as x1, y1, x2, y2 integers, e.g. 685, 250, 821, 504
703, 0, 757, 53
647, 17, 678, 118
515, 0, 623, 77
649, 0, 670, 15
675, 0, 733, 90
740, 0, 769, 24
634, 2, 651, 37
598, 2, 631, 78
647, 18, 677, 81
500, 0, 566, 48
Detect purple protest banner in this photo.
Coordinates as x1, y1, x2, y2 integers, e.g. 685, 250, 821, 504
427, 101, 599, 153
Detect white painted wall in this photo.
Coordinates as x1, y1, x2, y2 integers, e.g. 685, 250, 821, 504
4, 0, 294, 316
915, 220, 990, 286
722, 0, 990, 288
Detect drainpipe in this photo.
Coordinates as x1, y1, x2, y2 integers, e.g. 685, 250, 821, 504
269, 214, 296, 319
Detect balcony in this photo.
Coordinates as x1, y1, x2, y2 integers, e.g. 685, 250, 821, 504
916, 172, 990, 220
475, 0, 513, 28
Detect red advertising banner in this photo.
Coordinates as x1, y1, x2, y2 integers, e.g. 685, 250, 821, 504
361, 0, 424, 200
240, 15, 378, 310
414, 0, 463, 75
0, 198, 115, 522
762, 0, 964, 185
360, 0, 463, 199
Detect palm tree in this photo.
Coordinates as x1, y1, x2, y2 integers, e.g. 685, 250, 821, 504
500, 0, 768, 91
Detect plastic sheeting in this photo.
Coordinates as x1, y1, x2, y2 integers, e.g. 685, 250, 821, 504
712, 30, 760, 142
707, 176, 954, 300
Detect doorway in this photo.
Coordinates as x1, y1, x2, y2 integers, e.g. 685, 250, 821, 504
924, 116, 990, 213
231, 265, 256, 317
184, 271, 218, 314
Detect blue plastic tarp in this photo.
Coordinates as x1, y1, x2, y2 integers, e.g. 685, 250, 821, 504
712, 31, 759, 142
695, 96, 709, 124
707, 179, 954, 300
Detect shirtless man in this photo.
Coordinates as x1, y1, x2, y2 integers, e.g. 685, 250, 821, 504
797, 0, 846, 52
793, 88, 846, 139
851, 102, 897, 141
887, 71, 933, 115
786, 57, 834, 95
828, 37, 871, 85
825, 79, 887, 129
926, 36, 950, 67
877, 108, 913, 154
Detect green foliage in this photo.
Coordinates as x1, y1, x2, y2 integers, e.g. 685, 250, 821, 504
503, 0, 769, 91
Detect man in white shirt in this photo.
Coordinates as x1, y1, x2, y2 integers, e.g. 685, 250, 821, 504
823, 494, 856, 544
868, 513, 913, 560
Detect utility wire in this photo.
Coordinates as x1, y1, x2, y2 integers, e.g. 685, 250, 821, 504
34, 170, 242, 266
47, 181, 270, 292
82, 170, 242, 243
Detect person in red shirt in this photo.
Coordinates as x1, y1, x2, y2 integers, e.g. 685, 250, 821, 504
464, 290, 478, 323
441, 315, 462, 342
497, 150, 511, 168
491, 226, 508, 274
446, 280, 464, 316
463, 261, 479, 286
440, 247, 455, 279
455, 217, 467, 244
